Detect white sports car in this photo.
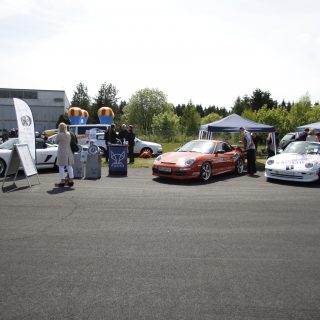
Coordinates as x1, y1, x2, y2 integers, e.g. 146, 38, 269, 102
0, 138, 58, 176
265, 141, 320, 183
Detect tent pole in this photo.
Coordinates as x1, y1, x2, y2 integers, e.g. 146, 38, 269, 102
272, 132, 277, 155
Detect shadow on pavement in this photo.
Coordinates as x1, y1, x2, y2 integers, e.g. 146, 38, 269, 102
47, 186, 75, 195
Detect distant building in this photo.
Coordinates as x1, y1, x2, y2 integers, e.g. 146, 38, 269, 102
0, 88, 70, 132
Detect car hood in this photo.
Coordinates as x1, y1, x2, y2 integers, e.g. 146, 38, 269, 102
157, 152, 199, 164
266, 153, 320, 168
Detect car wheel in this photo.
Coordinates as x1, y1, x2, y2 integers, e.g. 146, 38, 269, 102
0, 158, 7, 177
200, 162, 212, 181
140, 147, 153, 155
235, 158, 244, 174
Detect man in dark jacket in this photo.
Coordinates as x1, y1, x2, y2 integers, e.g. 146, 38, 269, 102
104, 124, 119, 162
126, 125, 135, 164
118, 124, 128, 143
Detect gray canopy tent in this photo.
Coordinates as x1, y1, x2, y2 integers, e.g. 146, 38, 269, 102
199, 113, 276, 152
296, 121, 320, 133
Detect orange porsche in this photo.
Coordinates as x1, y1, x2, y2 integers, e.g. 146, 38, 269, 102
152, 139, 245, 181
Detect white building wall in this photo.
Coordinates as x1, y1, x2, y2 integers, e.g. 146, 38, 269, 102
0, 88, 70, 132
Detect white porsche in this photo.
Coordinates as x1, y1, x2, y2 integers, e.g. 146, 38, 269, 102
0, 138, 58, 177
265, 141, 320, 183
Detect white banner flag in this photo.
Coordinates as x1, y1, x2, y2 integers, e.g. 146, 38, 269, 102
13, 98, 36, 161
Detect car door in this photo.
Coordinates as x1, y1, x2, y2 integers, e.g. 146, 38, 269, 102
35, 139, 56, 167
213, 142, 235, 174
134, 138, 143, 154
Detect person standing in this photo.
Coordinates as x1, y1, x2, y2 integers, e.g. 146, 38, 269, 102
266, 128, 280, 158
240, 127, 256, 175
55, 122, 74, 187
118, 124, 128, 143
104, 124, 119, 162
296, 128, 309, 141
126, 125, 135, 164
306, 128, 318, 142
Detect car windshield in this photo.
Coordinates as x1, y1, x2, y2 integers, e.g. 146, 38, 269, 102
178, 140, 215, 154
284, 141, 320, 155
0, 138, 19, 150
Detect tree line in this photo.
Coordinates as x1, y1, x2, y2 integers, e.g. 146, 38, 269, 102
65, 82, 319, 141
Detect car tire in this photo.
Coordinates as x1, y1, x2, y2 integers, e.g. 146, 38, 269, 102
140, 147, 153, 155
200, 162, 212, 182
0, 158, 7, 177
235, 158, 244, 175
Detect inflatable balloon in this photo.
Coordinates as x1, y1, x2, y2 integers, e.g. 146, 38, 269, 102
68, 107, 83, 125
98, 107, 114, 125
81, 109, 89, 124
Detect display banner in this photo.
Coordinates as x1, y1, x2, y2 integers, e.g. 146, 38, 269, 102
13, 98, 36, 161
108, 144, 128, 176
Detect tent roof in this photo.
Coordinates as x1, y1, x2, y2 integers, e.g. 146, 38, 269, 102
296, 121, 320, 132
200, 113, 275, 133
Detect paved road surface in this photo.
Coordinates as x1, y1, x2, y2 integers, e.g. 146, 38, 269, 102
1, 168, 319, 319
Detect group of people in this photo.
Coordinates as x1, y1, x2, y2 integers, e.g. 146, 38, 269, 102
240, 126, 320, 176
104, 123, 135, 164
54, 122, 135, 188
299, 127, 319, 142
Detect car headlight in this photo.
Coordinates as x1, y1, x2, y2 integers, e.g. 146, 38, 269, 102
185, 159, 196, 166
155, 155, 162, 161
305, 162, 314, 169
267, 159, 274, 165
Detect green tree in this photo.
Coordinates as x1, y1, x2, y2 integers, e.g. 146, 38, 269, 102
174, 104, 186, 117
91, 83, 120, 123
200, 112, 221, 125
287, 94, 312, 131
255, 106, 290, 134
152, 105, 180, 141
231, 96, 249, 115
249, 88, 277, 111
124, 88, 168, 134
307, 104, 320, 123
56, 114, 70, 128
196, 104, 205, 117
180, 101, 201, 136
70, 82, 91, 111
204, 105, 228, 117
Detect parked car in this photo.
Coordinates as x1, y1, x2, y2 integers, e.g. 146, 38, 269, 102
81, 132, 163, 156
41, 129, 58, 139
0, 138, 58, 176
265, 141, 320, 183
152, 139, 245, 181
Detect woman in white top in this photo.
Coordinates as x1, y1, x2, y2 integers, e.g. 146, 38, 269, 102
55, 122, 74, 187
306, 128, 319, 142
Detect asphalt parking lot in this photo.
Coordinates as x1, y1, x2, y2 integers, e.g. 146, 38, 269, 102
1, 168, 320, 319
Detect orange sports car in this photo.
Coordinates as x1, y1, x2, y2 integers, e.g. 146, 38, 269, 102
152, 139, 245, 181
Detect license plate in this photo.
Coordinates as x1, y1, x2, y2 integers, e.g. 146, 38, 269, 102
158, 166, 171, 173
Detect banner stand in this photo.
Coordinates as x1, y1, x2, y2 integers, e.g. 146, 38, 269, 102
2, 144, 40, 192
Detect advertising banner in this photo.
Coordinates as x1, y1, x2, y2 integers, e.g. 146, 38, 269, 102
13, 98, 36, 161
108, 145, 128, 176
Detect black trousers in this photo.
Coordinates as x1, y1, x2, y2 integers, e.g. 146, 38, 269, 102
246, 149, 256, 174
128, 145, 134, 163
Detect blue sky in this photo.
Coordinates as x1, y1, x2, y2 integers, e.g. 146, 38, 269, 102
0, 0, 319, 109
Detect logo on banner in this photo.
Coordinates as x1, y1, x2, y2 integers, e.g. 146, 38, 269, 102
110, 151, 125, 167
20, 115, 32, 126
13, 98, 36, 161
